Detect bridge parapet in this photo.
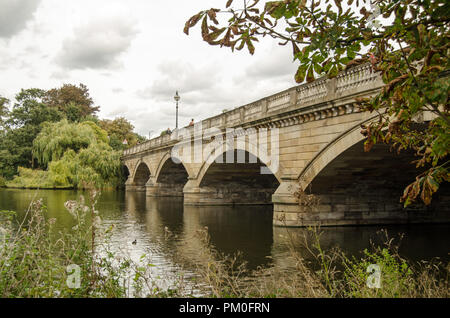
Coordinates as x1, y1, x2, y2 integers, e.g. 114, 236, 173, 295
336, 62, 379, 93
123, 62, 382, 158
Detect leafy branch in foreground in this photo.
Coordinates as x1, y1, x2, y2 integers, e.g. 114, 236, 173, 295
185, 0, 450, 206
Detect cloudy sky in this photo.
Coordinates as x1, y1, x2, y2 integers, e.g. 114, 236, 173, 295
0, 0, 298, 137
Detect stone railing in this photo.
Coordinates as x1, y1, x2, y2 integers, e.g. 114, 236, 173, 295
123, 132, 172, 156
123, 63, 383, 157
336, 62, 380, 94
296, 77, 328, 105
267, 90, 291, 112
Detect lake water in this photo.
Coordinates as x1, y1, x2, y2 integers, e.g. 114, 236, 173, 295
1, 188, 449, 291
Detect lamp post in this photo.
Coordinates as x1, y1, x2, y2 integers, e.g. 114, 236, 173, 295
174, 91, 180, 129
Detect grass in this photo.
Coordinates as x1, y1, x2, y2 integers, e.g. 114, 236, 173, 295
5, 167, 72, 189
0, 191, 448, 298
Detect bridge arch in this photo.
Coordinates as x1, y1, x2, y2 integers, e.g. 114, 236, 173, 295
121, 164, 131, 186
154, 151, 191, 183
195, 138, 283, 186
122, 162, 131, 178
185, 139, 281, 205
297, 115, 379, 189
273, 115, 450, 227
131, 160, 151, 191
148, 151, 190, 197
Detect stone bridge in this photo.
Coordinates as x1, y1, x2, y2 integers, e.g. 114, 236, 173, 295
122, 63, 449, 227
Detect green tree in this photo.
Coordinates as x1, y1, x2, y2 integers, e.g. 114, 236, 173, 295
185, 0, 449, 206
0, 97, 9, 176
0, 96, 8, 130
99, 117, 145, 150
7, 89, 62, 128
44, 83, 100, 122
0, 89, 62, 178
9, 119, 122, 189
32, 119, 107, 167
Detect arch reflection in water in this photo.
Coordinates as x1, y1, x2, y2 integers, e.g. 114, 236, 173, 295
183, 204, 274, 270
144, 196, 185, 249
128, 194, 275, 271
271, 223, 450, 271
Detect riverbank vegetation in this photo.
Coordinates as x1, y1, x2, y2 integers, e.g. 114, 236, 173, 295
186, 226, 449, 298
0, 84, 145, 189
0, 193, 448, 298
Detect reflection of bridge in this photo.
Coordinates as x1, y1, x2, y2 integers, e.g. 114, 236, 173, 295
122, 63, 450, 227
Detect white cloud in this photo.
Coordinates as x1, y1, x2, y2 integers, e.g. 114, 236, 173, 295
0, 0, 41, 38
56, 15, 139, 70
136, 60, 221, 101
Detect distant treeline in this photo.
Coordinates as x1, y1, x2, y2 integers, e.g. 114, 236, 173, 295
0, 84, 145, 189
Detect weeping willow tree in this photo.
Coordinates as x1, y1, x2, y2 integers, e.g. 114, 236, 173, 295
7, 119, 122, 189
32, 119, 109, 167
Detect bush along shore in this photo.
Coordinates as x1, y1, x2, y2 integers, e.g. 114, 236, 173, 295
0, 190, 448, 298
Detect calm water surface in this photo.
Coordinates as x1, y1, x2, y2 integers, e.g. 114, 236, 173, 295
1, 188, 449, 286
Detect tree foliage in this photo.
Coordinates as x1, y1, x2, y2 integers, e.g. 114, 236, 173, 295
7, 88, 62, 128
0, 89, 63, 178
8, 120, 122, 189
44, 83, 100, 121
32, 119, 108, 167
0, 96, 8, 129
99, 117, 146, 150
185, 0, 450, 206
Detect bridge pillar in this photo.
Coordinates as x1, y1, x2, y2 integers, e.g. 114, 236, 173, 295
183, 178, 275, 206
146, 177, 184, 197
183, 180, 217, 205
272, 179, 306, 227
124, 176, 134, 191
125, 177, 146, 192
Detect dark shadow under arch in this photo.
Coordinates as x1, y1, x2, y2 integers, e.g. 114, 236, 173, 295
199, 149, 280, 205
150, 157, 189, 197
133, 162, 151, 187
120, 165, 130, 188
308, 139, 450, 219
157, 158, 189, 186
